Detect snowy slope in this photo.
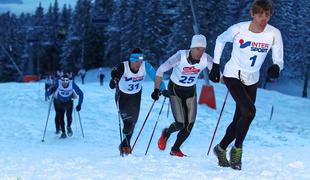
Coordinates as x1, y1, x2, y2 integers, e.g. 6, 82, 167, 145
0, 69, 309, 179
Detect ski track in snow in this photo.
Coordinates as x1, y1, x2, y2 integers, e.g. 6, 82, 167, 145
0, 69, 309, 179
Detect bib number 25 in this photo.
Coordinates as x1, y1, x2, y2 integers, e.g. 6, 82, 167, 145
179, 76, 195, 84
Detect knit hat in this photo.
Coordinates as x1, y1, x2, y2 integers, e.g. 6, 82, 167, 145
190, 34, 207, 48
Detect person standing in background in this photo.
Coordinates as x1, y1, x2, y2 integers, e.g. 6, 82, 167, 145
44, 75, 53, 101
98, 67, 105, 86
78, 68, 86, 84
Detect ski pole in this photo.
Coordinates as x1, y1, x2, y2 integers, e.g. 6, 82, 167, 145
115, 87, 124, 157
207, 90, 229, 155
77, 111, 84, 138
73, 102, 78, 133
41, 96, 54, 142
145, 97, 166, 155
117, 104, 123, 154
269, 105, 274, 120
166, 99, 170, 118
131, 100, 156, 153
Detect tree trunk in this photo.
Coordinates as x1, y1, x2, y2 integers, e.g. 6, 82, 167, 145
302, 64, 309, 98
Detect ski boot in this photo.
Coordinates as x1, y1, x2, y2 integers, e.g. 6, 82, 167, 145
67, 126, 73, 137
119, 144, 132, 156
230, 146, 242, 170
158, 128, 169, 150
170, 147, 187, 157
213, 144, 230, 167
59, 133, 67, 139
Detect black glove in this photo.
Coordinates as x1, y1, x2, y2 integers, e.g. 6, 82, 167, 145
151, 89, 160, 101
109, 78, 118, 89
209, 63, 220, 83
161, 90, 169, 98
267, 64, 280, 79
76, 104, 81, 111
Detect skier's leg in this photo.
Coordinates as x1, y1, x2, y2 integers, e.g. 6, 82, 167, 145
219, 77, 257, 148
118, 90, 141, 154
219, 104, 241, 149
66, 101, 73, 127
53, 100, 61, 133
234, 82, 258, 148
65, 101, 73, 136
56, 102, 66, 137
167, 95, 186, 136
172, 95, 197, 151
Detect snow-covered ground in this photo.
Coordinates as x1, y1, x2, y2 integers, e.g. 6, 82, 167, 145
0, 68, 309, 179
265, 77, 309, 99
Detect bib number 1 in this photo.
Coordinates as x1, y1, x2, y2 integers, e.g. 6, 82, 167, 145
250, 55, 257, 67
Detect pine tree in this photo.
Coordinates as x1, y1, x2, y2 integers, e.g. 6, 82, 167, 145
119, 0, 147, 59
143, 0, 173, 66
104, 1, 121, 66
61, 0, 92, 71
89, 0, 114, 67
166, 0, 193, 56
0, 13, 25, 81
198, 0, 228, 57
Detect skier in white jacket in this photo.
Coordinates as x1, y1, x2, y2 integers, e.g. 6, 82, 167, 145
209, 0, 284, 170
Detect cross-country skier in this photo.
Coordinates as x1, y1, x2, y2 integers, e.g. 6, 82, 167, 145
209, 0, 284, 170
109, 48, 166, 155
153, 34, 213, 157
46, 74, 84, 138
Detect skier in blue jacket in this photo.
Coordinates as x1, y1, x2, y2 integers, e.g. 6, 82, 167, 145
46, 74, 84, 138
109, 48, 166, 155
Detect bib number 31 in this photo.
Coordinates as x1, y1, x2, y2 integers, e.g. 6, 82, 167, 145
128, 83, 139, 91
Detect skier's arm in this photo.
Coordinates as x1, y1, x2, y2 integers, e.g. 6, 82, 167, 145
213, 24, 239, 64
73, 82, 84, 106
155, 51, 181, 89
46, 81, 58, 97
271, 28, 284, 70
145, 62, 166, 90
111, 63, 124, 80
206, 53, 214, 71
109, 63, 124, 89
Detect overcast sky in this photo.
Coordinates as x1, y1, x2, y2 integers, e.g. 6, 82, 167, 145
0, 0, 23, 4
0, 0, 76, 14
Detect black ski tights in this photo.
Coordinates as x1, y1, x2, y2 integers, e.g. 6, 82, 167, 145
172, 122, 194, 150
54, 99, 73, 133
220, 77, 258, 149
117, 90, 141, 147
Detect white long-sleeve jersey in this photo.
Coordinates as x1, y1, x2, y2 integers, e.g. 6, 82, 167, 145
213, 21, 284, 85
156, 50, 213, 87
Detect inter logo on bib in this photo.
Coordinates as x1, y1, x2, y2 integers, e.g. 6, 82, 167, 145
239, 39, 269, 53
